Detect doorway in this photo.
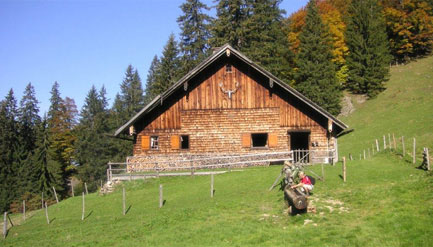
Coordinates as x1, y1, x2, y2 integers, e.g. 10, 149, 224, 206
289, 131, 310, 163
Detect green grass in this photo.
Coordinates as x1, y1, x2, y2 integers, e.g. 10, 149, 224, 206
2, 154, 433, 246
339, 56, 433, 159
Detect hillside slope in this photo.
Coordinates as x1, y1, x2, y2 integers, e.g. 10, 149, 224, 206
339, 55, 433, 159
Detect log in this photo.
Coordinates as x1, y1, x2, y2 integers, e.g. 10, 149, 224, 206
284, 186, 308, 210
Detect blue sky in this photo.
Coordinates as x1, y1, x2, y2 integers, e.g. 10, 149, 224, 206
0, 0, 308, 116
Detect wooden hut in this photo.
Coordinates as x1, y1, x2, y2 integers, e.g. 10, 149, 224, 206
114, 44, 348, 171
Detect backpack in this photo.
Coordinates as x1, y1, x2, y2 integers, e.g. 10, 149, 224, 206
307, 175, 316, 185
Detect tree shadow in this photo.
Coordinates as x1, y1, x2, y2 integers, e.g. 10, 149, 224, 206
84, 211, 93, 220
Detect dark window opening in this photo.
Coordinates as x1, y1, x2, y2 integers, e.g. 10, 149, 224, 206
150, 136, 159, 150
289, 131, 310, 163
225, 64, 232, 73
252, 133, 268, 147
181, 135, 189, 149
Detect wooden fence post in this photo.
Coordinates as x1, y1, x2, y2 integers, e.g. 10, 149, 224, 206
368, 148, 371, 158
44, 202, 49, 224
210, 174, 214, 198
359, 154, 362, 160
376, 139, 379, 152
122, 187, 126, 215
426, 148, 430, 171
3, 212, 7, 239
71, 182, 75, 197
349, 153, 353, 161
159, 184, 163, 208
413, 138, 416, 164
393, 133, 396, 149
81, 192, 85, 221
402, 136, 405, 156
53, 186, 59, 204
342, 157, 346, 182
41, 191, 44, 209
388, 134, 392, 149
321, 163, 325, 182
23, 200, 26, 221
383, 135, 387, 150
363, 150, 366, 159
84, 182, 88, 195
372, 144, 375, 155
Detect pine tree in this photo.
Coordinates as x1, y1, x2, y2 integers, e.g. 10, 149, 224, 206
177, 0, 212, 73
345, 0, 391, 97
294, 0, 342, 115
19, 83, 41, 152
211, 0, 248, 49
151, 34, 182, 96
33, 117, 55, 195
0, 90, 19, 211
144, 55, 161, 104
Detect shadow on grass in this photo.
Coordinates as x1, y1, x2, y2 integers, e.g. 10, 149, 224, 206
163, 200, 167, 206
125, 205, 132, 214
84, 211, 93, 220
49, 217, 56, 223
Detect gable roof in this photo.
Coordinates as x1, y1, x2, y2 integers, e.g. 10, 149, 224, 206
114, 44, 348, 136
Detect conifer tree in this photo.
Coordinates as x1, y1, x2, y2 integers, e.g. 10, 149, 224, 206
0, 90, 19, 211
345, 0, 391, 97
177, 0, 212, 73
19, 83, 41, 152
151, 34, 182, 96
294, 0, 342, 115
144, 55, 161, 104
33, 117, 54, 195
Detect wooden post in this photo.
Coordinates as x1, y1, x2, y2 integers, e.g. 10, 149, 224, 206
349, 153, 353, 161
210, 174, 214, 198
321, 163, 325, 182
368, 148, 371, 158
23, 200, 26, 221
190, 162, 194, 177
372, 144, 375, 155
159, 184, 163, 208
383, 135, 387, 150
122, 187, 126, 215
71, 182, 75, 197
393, 133, 396, 149
363, 150, 366, 159
359, 154, 362, 160
81, 192, 85, 221
106, 169, 110, 182
44, 202, 49, 224
53, 186, 59, 204
426, 148, 431, 171
84, 182, 88, 195
3, 212, 7, 239
402, 136, 405, 156
376, 139, 379, 152
342, 157, 346, 182
413, 138, 416, 164
41, 191, 44, 209
388, 134, 392, 149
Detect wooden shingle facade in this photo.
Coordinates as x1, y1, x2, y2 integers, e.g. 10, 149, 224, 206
114, 44, 347, 169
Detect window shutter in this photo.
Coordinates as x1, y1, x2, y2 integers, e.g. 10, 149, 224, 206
269, 134, 278, 148
171, 135, 180, 149
141, 135, 150, 150
242, 134, 251, 148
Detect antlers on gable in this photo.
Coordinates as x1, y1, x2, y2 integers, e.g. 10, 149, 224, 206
219, 81, 240, 99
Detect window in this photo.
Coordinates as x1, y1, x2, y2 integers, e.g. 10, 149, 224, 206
150, 136, 159, 150
251, 133, 268, 148
181, 135, 189, 149
225, 64, 232, 73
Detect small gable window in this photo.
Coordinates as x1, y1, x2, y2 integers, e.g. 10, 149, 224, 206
150, 136, 159, 150
225, 64, 232, 73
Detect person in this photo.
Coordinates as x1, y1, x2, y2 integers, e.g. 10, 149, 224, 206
290, 171, 313, 194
